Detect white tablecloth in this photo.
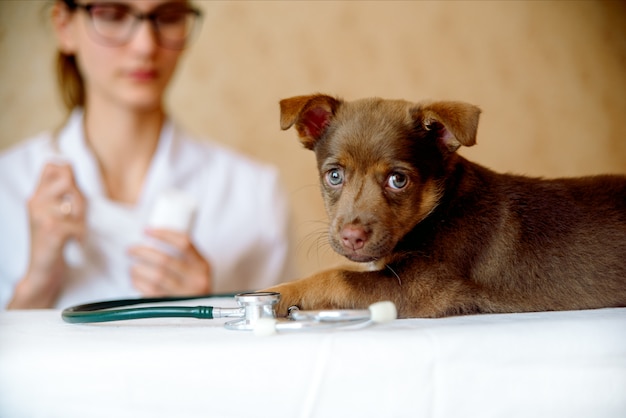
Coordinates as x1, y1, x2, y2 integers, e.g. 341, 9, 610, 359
1, 300, 625, 418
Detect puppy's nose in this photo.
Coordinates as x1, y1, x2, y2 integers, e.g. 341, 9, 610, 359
341, 225, 368, 250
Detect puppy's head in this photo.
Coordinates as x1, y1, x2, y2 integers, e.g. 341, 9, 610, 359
280, 94, 480, 263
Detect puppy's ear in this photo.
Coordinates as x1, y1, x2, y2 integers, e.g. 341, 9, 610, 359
279, 94, 342, 150
416, 101, 481, 153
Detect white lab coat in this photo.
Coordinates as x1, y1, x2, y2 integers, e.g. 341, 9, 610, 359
0, 109, 295, 309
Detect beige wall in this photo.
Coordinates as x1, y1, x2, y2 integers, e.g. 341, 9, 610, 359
1, 0, 625, 278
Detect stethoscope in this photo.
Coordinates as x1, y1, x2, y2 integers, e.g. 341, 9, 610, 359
62, 292, 397, 336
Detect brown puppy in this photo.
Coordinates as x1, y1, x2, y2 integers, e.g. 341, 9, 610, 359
265, 94, 626, 318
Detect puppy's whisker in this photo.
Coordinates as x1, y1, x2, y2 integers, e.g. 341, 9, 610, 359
384, 264, 402, 286
289, 183, 323, 200
299, 231, 325, 259
295, 220, 334, 266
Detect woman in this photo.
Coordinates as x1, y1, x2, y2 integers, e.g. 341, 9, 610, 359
0, 0, 294, 309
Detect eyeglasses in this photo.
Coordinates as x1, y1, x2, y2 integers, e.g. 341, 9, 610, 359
68, 2, 202, 50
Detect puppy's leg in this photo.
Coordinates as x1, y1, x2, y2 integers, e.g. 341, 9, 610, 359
263, 268, 399, 316
264, 267, 478, 318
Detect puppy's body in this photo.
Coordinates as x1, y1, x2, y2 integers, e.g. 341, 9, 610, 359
266, 95, 626, 318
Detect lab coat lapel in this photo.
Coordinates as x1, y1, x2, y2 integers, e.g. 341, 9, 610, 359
136, 119, 176, 210
56, 109, 106, 199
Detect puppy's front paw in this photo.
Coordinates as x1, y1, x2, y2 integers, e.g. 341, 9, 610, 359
262, 270, 350, 316
262, 282, 306, 317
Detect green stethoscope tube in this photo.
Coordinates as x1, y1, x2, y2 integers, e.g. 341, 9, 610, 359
62, 293, 240, 324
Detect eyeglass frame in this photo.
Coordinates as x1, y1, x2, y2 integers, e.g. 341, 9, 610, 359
64, 1, 203, 50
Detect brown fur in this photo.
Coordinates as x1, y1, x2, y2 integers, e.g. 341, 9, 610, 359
265, 94, 626, 318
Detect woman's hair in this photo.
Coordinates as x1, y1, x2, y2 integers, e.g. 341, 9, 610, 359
57, 52, 84, 111
55, 0, 84, 111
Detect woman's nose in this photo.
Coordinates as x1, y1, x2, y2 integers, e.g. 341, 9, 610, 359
129, 20, 159, 54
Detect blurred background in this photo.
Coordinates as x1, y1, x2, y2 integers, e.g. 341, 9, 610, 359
1, 0, 625, 279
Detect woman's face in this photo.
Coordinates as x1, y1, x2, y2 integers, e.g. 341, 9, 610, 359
54, 0, 193, 112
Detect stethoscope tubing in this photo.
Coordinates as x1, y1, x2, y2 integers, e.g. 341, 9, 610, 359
61, 293, 241, 324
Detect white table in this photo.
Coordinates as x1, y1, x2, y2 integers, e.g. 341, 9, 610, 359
1, 299, 625, 418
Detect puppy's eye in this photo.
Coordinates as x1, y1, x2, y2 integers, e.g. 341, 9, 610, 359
387, 173, 408, 190
326, 168, 344, 187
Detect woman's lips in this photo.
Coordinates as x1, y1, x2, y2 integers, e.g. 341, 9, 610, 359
127, 69, 158, 82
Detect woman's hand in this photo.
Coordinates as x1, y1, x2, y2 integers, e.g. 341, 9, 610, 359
8, 163, 86, 309
127, 229, 212, 297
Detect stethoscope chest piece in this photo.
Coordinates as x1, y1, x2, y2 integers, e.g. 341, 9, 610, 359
223, 291, 281, 331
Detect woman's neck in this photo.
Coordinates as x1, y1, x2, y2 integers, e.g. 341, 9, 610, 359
83, 102, 165, 204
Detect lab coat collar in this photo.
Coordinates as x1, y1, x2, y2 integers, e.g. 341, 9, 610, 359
56, 107, 177, 210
